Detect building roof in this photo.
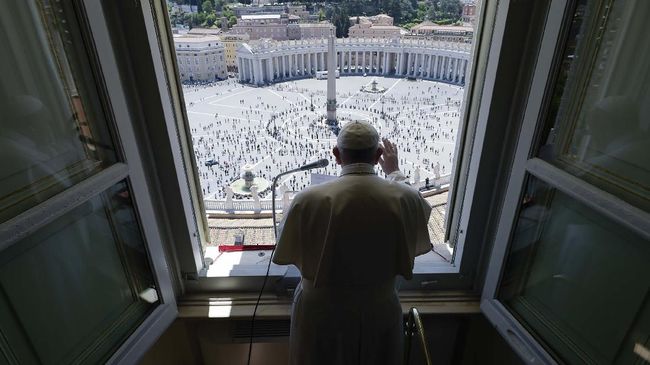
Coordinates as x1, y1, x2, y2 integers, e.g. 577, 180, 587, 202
298, 22, 334, 28
370, 25, 402, 30
411, 21, 473, 32
220, 33, 250, 41
241, 14, 282, 20
173, 34, 221, 43
188, 28, 222, 35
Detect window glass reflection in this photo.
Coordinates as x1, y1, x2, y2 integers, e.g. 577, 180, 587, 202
499, 176, 650, 364
538, 0, 650, 210
0, 181, 156, 364
0, 1, 117, 223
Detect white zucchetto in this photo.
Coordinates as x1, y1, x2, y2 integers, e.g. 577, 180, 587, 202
336, 121, 379, 150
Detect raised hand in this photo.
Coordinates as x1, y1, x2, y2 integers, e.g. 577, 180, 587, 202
379, 138, 399, 175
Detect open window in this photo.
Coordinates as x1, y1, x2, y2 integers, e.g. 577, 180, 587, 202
143, 0, 504, 292
0, 0, 176, 363
481, 0, 650, 362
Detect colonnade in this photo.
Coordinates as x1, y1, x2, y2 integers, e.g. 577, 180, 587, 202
237, 38, 471, 86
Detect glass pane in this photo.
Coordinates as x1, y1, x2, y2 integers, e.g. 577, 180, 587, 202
499, 176, 650, 364
0, 1, 117, 223
537, 0, 650, 210
0, 181, 158, 364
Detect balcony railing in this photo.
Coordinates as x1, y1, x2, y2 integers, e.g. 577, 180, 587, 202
204, 174, 451, 214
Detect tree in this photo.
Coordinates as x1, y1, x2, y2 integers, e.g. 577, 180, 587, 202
318, 9, 325, 21
203, 13, 217, 26
429, 0, 463, 23
202, 0, 214, 14
223, 6, 237, 27
329, 6, 351, 38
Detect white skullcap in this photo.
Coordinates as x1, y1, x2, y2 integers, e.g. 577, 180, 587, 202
336, 121, 379, 150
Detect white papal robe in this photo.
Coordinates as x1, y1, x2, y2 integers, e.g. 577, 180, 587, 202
272, 163, 432, 365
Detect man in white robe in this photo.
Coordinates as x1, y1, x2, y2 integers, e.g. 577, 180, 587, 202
272, 121, 432, 365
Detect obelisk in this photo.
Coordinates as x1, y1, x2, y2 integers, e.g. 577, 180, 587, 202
326, 27, 337, 124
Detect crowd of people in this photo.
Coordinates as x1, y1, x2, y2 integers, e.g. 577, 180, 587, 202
183, 77, 463, 200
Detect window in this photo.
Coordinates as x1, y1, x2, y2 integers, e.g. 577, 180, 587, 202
0, 1, 175, 362
481, 0, 650, 363
159, 0, 490, 288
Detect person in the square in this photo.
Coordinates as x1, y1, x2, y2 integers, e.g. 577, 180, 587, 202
272, 121, 432, 365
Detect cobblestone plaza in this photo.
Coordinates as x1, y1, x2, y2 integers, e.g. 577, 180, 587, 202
183, 76, 464, 200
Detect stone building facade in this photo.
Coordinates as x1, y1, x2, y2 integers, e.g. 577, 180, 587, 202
218, 33, 250, 72
348, 23, 403, 38
173, 35, 227, 82
231, 14, 293, 40
287, 23, 334, 40
236, 37, 471, 86
409, 22, 474, 43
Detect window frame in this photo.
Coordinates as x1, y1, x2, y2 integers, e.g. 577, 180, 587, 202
83, 1, 180, 361
0, 0, 178, 363
138, 0, 514, 295
480, 0, 650, 362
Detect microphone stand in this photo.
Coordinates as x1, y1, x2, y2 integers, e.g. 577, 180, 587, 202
271, 167, 301, 240
247, 166, 303, 365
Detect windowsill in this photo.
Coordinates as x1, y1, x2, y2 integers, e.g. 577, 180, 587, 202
201, 245, 459, 279
177, 290, 480, 319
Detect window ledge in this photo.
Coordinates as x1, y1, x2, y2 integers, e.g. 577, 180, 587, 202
177, 291, 480, 319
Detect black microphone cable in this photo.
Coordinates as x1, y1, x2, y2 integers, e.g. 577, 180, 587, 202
246, 159, 328, 365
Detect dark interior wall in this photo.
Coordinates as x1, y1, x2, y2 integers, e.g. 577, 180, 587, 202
139, 314, 523, 365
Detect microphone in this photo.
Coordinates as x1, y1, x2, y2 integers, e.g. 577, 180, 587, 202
248, 157, 329, 365
299, 158, 329, 171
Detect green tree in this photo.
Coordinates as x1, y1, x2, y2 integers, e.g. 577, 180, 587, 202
318, 8, 325, 21
203, 13, 217, 26
202, 0, 214, 14
429, 0, 463, 23
329, 6, 351, 38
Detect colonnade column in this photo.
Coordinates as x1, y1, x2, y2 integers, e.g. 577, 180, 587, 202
450, 58, 455, 82
445, 56, 451, 81
461, 60, 469, 85
265, 59, 270, 82
297, 54, 301, 76
395, 52, 403, 76
302, 53, 306, 75
374, 52, 378, 74
307, 53, 312, 75
354, 51, 358, 73
412, 53, 417, 77
405, 53, 410, 76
